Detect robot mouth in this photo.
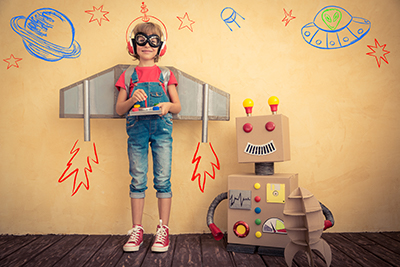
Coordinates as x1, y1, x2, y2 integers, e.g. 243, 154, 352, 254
244, 141, 276, 156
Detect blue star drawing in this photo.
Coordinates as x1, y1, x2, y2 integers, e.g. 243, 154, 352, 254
10, 8, 81, 62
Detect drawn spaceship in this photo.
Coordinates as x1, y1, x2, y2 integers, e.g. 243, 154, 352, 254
283, 187, 332, 266
301, 5, 370, 49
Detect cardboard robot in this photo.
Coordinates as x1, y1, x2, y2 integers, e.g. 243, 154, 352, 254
206, 97, 334, 257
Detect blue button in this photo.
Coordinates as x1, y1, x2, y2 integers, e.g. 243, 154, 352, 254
153, 106, 160, 110
255, 207, 261, 214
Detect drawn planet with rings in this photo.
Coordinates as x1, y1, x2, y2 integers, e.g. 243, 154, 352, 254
10, 8, 81, 61
301, 5, 371, 49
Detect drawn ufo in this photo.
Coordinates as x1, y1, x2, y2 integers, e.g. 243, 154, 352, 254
10, 8, 81, 61
301, 5, 371, 49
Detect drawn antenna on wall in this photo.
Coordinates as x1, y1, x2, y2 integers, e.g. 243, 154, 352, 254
59, 64, 230, 142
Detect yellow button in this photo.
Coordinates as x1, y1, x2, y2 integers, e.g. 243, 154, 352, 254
236, 225, 247, 235
255, 231, 262, 238
254, 183, 261, 190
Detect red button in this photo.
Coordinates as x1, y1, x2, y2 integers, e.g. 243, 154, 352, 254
243, 123, 253, 133
254, 196, 261, 202
265, 121, 275, 131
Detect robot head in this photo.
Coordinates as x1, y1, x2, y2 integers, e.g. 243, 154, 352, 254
236, 97, 290, 163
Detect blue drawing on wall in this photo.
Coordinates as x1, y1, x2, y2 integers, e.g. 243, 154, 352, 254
301, 6, 370, 49
221, 7, 245, 31
10, 8, 81, 62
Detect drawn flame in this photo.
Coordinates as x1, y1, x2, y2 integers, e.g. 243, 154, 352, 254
191, 142, 220, 193
58, 140, 99, 196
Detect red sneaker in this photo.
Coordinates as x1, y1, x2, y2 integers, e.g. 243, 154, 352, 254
151, 220, 170, 252
123, 225, 144, 252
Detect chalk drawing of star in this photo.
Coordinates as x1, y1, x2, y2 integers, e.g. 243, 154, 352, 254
85, 5, 110, 26
282, 8, 296, 26
3, 54, 22, 69
177, 12, 195, 32
366, 39, 390, 68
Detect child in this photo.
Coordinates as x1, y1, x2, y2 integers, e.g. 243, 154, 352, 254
115, 22, 181, 253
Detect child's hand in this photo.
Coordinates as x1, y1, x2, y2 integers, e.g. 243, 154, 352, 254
157, 102, 172, 116
131, 89, 147, 104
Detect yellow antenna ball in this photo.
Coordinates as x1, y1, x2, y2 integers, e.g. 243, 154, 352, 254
243, 98, 254, 116
268, 96, 279, 114
268, 96, 279, 105
243, 98, 254, 108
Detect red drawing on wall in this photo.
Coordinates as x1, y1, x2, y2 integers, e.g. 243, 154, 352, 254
191, 142, 220, 193
366, 39, 390, 68
85, 5, 110, 26
3, 54, 22, 69
125, 2, 168, 46
282, 8, 296, 26
58, 140, 99, 196
177, 12, 195, 32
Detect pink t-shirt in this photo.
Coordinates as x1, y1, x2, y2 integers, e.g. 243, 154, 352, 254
115, 65, 177, 95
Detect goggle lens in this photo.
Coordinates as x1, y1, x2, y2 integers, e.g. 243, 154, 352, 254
134, 33, 162, 47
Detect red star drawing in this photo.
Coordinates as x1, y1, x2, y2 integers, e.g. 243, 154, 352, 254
282, 8, 296, 26
85, 5, 110, 26
3, 54, 22, 69
177, 12, 195, 32
366, 39, 390, 68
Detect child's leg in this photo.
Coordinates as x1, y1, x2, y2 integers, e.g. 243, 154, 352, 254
131, 198, 145, 225
158, 197, 171, 225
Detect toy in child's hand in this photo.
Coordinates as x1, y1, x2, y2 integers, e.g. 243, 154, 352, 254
128, 106, 161, 116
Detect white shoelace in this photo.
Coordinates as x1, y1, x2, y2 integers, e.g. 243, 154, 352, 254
154, 220, 169, 244
127, 225, 144, 243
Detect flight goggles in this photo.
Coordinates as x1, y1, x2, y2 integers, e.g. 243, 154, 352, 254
133, 32, 162, 48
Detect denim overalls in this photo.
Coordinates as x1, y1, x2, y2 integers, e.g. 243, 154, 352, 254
126, 67, 173, 199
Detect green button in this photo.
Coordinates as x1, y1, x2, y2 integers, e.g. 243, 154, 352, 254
255, 218, 262, 225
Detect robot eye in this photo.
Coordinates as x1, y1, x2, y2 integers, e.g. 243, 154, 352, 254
265, 121, 275, 132
243, 123, 253, 133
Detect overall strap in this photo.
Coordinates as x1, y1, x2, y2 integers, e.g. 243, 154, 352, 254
124, 65, 137, 97
124, 65, 171, 98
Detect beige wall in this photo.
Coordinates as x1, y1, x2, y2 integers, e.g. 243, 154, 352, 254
1, 0, 399, 235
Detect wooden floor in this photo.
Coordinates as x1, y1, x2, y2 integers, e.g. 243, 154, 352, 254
0, 232, 399, 267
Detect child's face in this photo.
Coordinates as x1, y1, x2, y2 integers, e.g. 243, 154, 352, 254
135, 32, 160, 62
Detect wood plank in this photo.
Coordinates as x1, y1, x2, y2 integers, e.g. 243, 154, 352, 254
115, 234, 153, 267
358, 232, 400, 266
361, 232, 400, 254
53, 235, 109, 267
339, 233, 376, 246
261, 254, 292, 267
171, 234, 202, 267
230, 251, 266, 267
294, 249, 328, 267
24, 235, 87, 267
382, 232, 400, 243
0, 232, 399, 267
84, 235, 126, 267
0, 235, 63, 267
0, 235, 39, 261
323, 233, 380, 267
141, 235, 176, 267
201, 234, 234, 267
0, 235, 15, 246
